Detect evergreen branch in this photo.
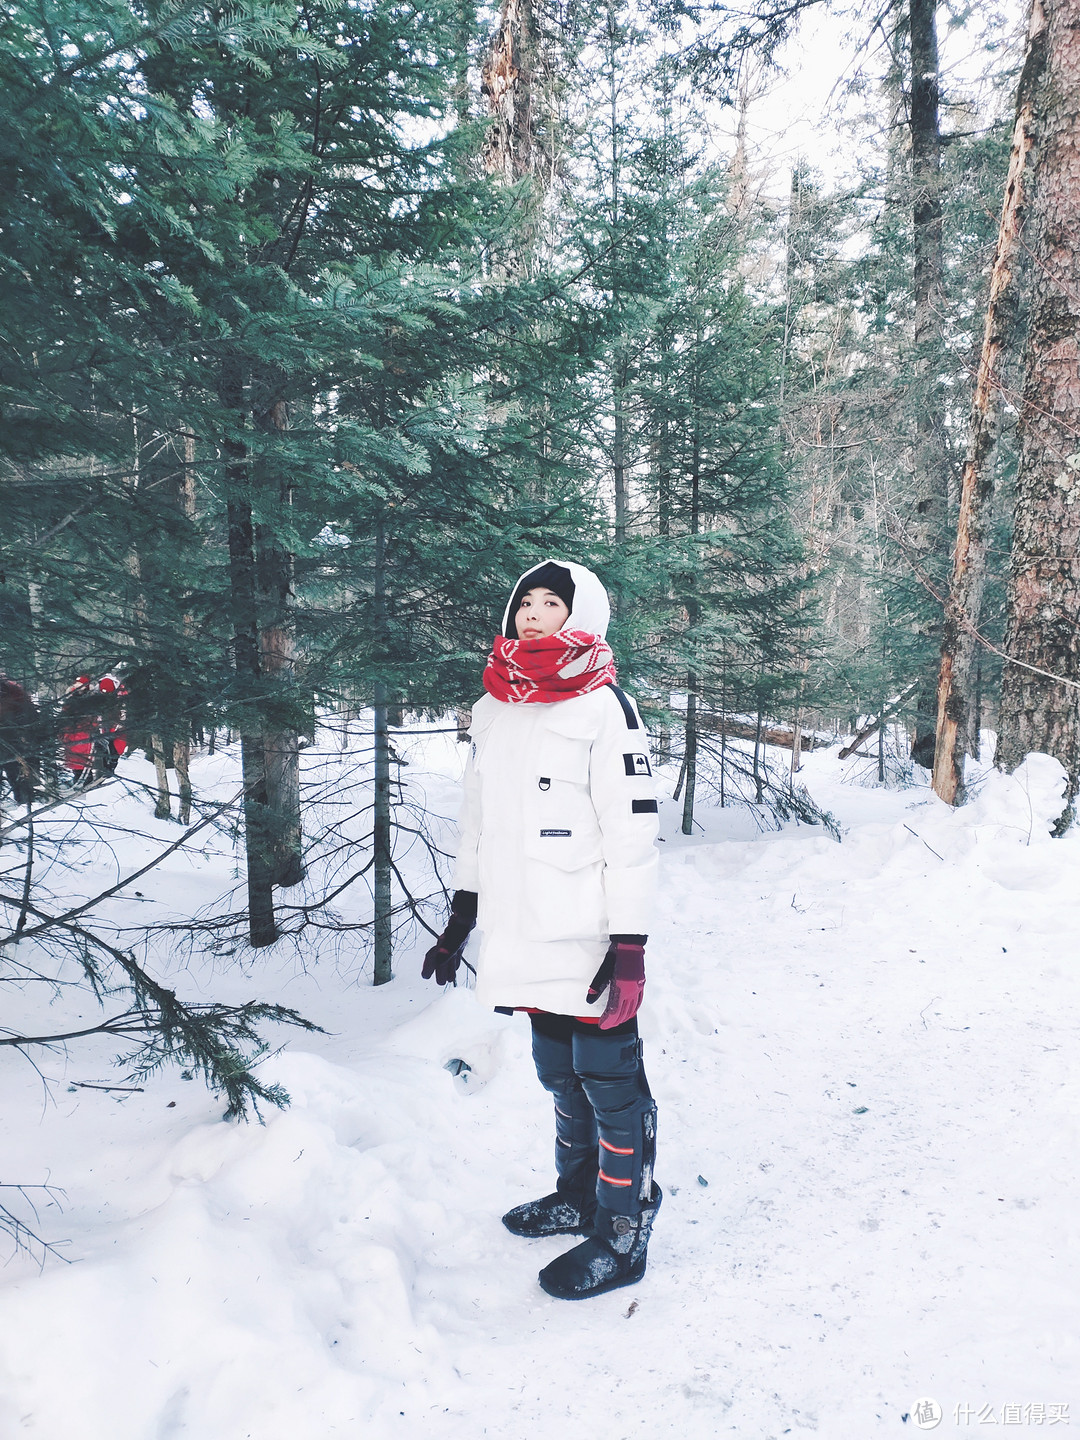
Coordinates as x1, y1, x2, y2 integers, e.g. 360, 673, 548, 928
0, 893, 318, 1117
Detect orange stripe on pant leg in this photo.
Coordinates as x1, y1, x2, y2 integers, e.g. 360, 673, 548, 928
598, 1169, 633, 1186
599, 1138, 634, 1155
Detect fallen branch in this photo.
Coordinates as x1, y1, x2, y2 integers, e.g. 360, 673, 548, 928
838, 683, 920, 759
697, 715, 827, 751
0, 1183, 69, 1267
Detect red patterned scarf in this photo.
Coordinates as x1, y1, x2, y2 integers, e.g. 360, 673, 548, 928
483, 630, 617, 704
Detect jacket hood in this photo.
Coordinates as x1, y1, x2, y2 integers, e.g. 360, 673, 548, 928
501, 559, 611, 640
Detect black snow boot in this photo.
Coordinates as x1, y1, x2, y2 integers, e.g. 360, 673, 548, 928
502, 1192, 586, 1238
537, 1186, 662, 1300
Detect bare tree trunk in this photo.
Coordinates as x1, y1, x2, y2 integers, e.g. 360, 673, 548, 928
681, 409, 703, 833
997, 0, 1080, 830
373, 520, 392, 984
26, 568, 46, 687
255, 392, 303, 889
613, 357, 629, 543
681, 681, 697, 836
222, 359, 276, 947
718, 662, 727, 808
14, 808, 34, 936
174, 426, 196, 825
908, 0, 951, 768
454, 0, 476, 123
790, 715, 804, 785
752, 703, 764, 803
606, 7, 628, 545
933, 0, 1049, 805
373, 686, 393, 985
125, 524, 172, 820
174, 740, 192, 827
150, 739, 171, 820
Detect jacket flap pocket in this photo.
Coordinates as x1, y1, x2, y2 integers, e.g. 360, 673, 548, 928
535, 730, 591, 785
542, 706, 599, 742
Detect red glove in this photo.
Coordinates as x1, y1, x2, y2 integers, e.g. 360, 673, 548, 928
587, 936, 646, 1029
422, 890, 477, 986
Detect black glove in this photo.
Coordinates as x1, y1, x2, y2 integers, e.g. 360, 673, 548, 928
422, 890, 478, 985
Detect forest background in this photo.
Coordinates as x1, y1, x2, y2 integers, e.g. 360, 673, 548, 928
3, 0, 1079, 1119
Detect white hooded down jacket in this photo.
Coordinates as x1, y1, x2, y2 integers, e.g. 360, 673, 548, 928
452, 561, 660, 1015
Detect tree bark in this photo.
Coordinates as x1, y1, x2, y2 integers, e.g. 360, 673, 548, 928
613, 355, 629, 543
372, 519, 392, 984
752, 702, 765, 803
455, 0, 476, 123
481, 0, 538, 183
150, 738, 171, 820
932, 0, 1049, 805
680, 408, 702, 834
907, 0, 951, 768
175, 425, 196, 826
254, 391, 303, 889
372, 685, 393, 985
681, 681, 697, 836
790, 715, 803, 783
997, 0, 1080, 830
174, 740, 192, 828
222, 359, 277, 947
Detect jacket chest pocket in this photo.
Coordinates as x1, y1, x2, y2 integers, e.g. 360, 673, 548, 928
524, 731, 602, 871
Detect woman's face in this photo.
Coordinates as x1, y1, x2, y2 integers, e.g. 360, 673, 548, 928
515, 587, 570, 639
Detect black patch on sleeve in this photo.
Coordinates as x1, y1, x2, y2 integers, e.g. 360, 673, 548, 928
631, 798, 658, 814
607, 684, 640, 729
623, 752, 652, 777
540, 828, 572, 837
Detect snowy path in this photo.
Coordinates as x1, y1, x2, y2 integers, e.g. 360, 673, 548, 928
1, 747, 1078, 1438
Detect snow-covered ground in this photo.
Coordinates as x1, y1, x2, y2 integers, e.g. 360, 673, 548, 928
1, 725, 1078, 1439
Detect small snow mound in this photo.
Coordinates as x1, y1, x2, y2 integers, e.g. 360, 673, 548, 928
382, 984, 515, 1089
961, 752, 1070, 843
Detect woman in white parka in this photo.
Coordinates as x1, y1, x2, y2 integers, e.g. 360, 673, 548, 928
422, 560, 662, 1300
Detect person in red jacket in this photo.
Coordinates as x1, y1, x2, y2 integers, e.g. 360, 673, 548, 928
59, 676, 95, 784
95, 675, 128, 772
59, 673, 128, 783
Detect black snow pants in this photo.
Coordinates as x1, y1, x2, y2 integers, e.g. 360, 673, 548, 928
529, 1011, 657, 1228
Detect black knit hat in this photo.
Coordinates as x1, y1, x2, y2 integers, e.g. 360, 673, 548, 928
504, 562, 576, 637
